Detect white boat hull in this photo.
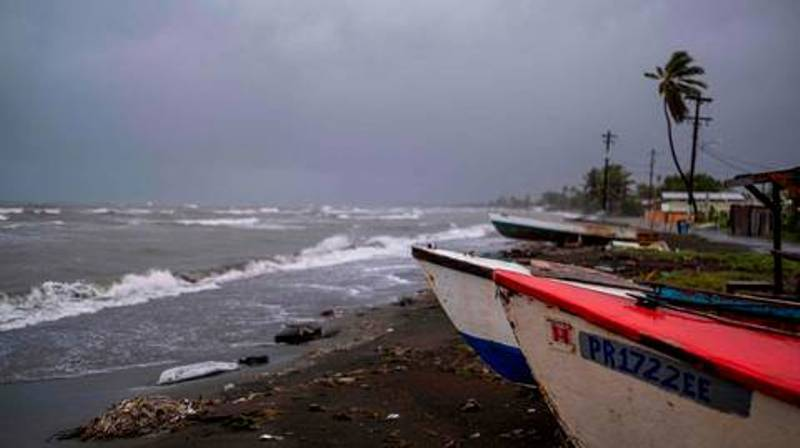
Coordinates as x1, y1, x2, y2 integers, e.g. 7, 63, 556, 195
414, 248, 534, 384
502, 289, 800, 448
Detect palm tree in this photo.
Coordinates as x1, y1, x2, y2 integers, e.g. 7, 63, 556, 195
645, 51, 707, 215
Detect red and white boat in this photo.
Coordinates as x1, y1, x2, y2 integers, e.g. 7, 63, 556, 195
495, 270, 800, 448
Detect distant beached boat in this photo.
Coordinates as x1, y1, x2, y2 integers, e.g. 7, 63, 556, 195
489, 213, 637, 245
411, 246, 535, 384
496, 271, 800, 448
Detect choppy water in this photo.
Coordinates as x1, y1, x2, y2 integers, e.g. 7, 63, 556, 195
0, 204, 505, 383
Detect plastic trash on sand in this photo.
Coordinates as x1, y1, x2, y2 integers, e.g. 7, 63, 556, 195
157, 361, 240, 385
79, 396, 204, 440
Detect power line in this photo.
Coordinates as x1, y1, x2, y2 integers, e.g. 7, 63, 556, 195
701, 149, 751, 173
700, 144, 777, 172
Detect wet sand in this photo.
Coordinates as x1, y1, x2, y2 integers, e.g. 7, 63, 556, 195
66, 292, 567, 447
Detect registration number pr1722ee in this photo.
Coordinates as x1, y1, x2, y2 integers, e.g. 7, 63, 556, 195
578, 331, 751, 416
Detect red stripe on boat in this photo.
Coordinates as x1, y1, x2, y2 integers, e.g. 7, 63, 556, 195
494, 270, 800, 406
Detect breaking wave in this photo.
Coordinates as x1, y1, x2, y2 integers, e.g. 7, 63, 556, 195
0, 271, 219, 331
213, 207, 280, 215
173, 218, 296, 230
32, 208, 60, 215
176, 217, 259, 227
318, 206, 423, 221
0, 208, 24, 215
0, 223, 492, 331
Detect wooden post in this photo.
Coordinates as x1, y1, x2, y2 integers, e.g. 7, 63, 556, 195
772, 182, 783, 295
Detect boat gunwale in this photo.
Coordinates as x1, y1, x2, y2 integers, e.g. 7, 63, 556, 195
410, 246, 494, 280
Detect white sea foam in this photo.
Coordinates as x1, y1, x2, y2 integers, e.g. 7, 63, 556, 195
86, 207, 111, 214
383, 274, 411, 285
0, 215, 7, 221
32, 208, 60, 215
212, 207, 280, 215
177, 217, 259, 226
120, 208, 153, 215
213, 208, 259, 215
0, 207, 24, 214
320, 206, 422, 221
375, 212, 421, 220
362, 263, 416, 273
174, 217, 297, 230
0, 223, 492, 331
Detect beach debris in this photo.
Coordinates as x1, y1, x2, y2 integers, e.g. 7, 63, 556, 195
609, 240, 670, 251
322, 324, 341, 338
308, 403, 326, 412
385, 413, 400, 420
157, 361, 240, 385
332, 411, 353, 421
259, 433, 285, 441
469, 432, 481, 439
223, 415, 259, 431
223, 383, 236, 392
394, 296, 414, 307
238, 355, 270, 366
274, 320, 339, 344
320, 308, 335, 317
460, 398, 481, 413
78, 396, 204, 440
334, 376, 357, 385
499, 428, 527, 440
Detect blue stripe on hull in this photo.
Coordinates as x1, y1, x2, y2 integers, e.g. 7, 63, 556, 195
459, 332, 534, 385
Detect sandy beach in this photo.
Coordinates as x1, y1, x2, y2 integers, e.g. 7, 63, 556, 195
53, 291, 566, 448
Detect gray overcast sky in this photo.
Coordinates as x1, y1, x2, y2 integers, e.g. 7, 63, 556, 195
1, 1, 798, 205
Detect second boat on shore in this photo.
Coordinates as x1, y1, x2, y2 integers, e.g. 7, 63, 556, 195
489, 212, 638, 246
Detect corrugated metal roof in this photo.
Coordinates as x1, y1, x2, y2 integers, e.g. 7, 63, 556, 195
661, 191, 747, 201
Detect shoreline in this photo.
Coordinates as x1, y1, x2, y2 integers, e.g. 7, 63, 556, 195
0, 297, 413, 448
53, 291, 566, 447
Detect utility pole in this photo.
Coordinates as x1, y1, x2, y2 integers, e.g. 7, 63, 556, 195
601, 130, 617, 213
648, 148, 656, 210
686, 95, 713, 217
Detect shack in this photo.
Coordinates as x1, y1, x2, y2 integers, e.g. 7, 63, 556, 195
726, 166, 800, 296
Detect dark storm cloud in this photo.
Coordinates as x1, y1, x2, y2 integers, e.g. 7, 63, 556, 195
1, 1, 798, 204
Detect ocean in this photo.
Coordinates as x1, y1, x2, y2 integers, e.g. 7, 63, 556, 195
0, 204, 504, 384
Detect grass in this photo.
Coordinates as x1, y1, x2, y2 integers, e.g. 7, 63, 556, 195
616, 248, 800, 292
651, 270, 769, 291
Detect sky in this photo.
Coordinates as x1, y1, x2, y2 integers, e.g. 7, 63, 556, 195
1, 0, 798, 205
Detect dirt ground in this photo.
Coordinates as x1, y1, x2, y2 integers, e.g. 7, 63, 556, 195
75, 293, 567, 448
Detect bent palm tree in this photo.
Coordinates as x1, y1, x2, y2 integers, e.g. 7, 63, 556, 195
645, 51, 707, 215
